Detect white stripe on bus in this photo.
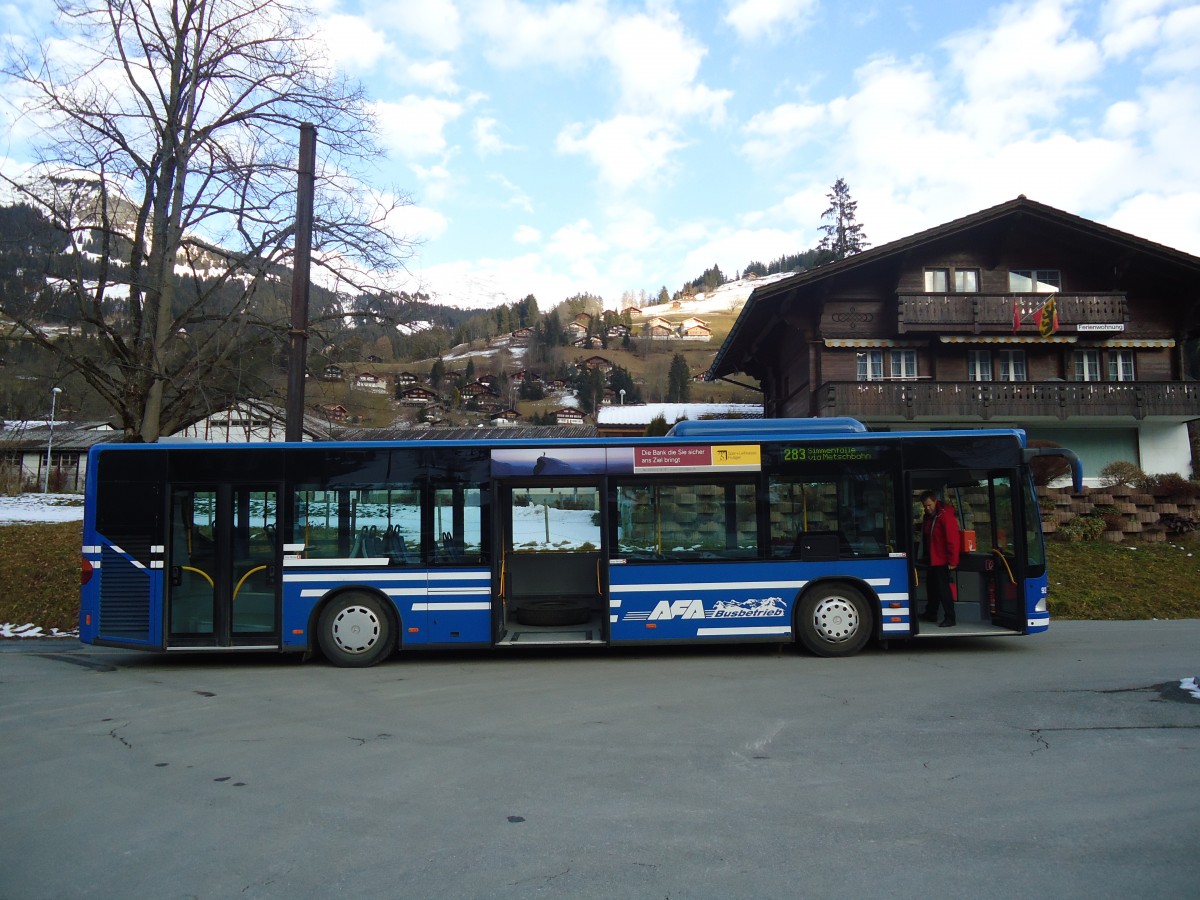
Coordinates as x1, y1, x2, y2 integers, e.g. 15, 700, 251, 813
411, 602, 491, 612
695, 626, 791, 636
610, 580, 808, 593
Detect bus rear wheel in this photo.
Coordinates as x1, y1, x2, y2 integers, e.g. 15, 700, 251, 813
796, 583, 872, 657
318, 592, 395, 668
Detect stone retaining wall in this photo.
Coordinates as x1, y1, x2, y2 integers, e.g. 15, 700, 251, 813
1038, 485, 1199, 543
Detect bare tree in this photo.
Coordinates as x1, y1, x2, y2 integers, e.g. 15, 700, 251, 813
1, 0, 414, 440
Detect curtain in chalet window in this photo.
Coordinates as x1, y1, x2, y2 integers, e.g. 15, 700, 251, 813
997, 349, 1026, 382
968, 349, 992, 382
856, 351, 884, 381
1109, 351, 1135, 382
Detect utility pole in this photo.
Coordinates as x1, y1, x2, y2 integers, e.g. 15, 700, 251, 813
286, 123, 317, 442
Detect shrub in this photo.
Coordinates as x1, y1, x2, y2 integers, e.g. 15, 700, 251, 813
1159, 513, 1200, 535
1099, 460, 1145, 489
1038, 495, 1057, 518
1057, 514, 1106, 542
1138, 473, 1200, 501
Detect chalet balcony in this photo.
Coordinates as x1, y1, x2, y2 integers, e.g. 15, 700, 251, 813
818, 381, 1200, 422
896, 293, 1127, 334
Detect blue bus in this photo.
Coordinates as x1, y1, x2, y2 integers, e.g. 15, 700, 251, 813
79, 418, 1080, 666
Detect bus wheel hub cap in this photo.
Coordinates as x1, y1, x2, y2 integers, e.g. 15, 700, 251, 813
813, 597, 858, 642
333, 606, 380, 653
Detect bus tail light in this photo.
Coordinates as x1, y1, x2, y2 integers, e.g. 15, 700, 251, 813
81, 557, 94, 586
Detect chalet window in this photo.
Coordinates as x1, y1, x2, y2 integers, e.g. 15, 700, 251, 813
890, 350, 918, 380
857, 351, 884, 381
954, 269, 980, 292
968, 349, 992, 382
1074, 350, 1101, 382
997, 349, 1027, 382
924, 269, 949, 292
1009, 269, 1061, 293
1110, 350, 1135, 382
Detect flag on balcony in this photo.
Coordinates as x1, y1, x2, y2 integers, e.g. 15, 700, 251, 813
1012, 300, 1021, 333
1033, 295, 1059, 338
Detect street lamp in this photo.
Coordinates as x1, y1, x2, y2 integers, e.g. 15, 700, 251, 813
43, 387, 62, 494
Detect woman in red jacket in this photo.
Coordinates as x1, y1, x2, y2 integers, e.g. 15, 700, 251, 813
918, 490, 960, 627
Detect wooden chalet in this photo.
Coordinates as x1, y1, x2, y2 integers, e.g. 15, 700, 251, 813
708, 196, 1200, 479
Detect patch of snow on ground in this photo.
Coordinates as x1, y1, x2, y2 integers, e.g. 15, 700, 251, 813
0, 493, 84, 525
1181, 677, 1200, 700
1, 623, 78, 638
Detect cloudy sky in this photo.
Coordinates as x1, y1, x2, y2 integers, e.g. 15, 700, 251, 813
5, 0, 1200, 310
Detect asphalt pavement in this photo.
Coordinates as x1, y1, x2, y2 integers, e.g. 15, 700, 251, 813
1, 621, 1198, 899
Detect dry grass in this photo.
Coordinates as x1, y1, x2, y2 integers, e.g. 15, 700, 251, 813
0, 522, 83, 632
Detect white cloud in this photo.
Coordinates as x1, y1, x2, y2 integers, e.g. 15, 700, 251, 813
406, 60, 460, 94
472, 0, 609, 69
680, 226, 809, 280
1107, 190, 1200, 255
945, 0, 1103, 139
741, 101, 827, 163
513, 224, 541, 244
490, 173, 533, 213
557, 116, 686, 192
365, 0, 462, 53
387, 200, 449, 244
372, 96, 465, 159
315, 14, 393, 71
473, 117, 514, 155
724, 0, 820, 41
603, 11, 731, 122
546, 218, 608, 262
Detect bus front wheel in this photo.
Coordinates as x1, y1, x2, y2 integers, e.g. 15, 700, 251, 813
796, 584, 872, 657
318, 592, 395, 668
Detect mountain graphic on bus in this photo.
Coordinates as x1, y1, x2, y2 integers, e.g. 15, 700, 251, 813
710, 597, 786, 618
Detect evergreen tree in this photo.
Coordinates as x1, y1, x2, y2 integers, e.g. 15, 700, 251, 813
644, 414, 671, 437
667, 353, 691, 403
818, 178, 869, 261
429, 357, 445, 389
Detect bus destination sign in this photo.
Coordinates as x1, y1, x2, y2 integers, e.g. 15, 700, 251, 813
783, 444, 878, 462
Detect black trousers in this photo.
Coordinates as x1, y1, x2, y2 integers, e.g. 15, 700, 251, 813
924, 565, 955, 623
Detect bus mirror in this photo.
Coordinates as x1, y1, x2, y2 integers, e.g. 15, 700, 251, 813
1023, 446, 1083, 493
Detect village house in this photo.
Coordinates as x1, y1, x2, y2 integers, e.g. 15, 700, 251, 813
708, 196, 1200, 479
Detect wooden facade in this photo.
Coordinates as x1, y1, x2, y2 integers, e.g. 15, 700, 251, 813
708, 197, 1200, 477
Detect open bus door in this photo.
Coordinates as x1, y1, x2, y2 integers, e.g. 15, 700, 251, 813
909, 471, 1027, 634
166, 484, 281, 648
495, 479, 608, 645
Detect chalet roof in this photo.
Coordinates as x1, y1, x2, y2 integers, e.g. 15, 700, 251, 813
708, 195, 1200, 381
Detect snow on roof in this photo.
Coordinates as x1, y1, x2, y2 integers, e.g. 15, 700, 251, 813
596, 403, 763, 425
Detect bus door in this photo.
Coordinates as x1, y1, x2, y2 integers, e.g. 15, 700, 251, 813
167, 484, 281, 648
910, 472, 1025, 632
498, 480, 607, 639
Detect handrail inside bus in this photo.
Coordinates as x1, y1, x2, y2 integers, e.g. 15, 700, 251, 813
181, 565, 213, 587
233, 565, 267, 600
1024, 446, 1083, 492
991, 548, 1016, 584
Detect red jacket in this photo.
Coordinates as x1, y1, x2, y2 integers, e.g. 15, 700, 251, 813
922, 501, 961, 567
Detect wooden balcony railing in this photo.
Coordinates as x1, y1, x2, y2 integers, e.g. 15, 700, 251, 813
896, 293, 1127, 334
818, 381, 1200, 421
